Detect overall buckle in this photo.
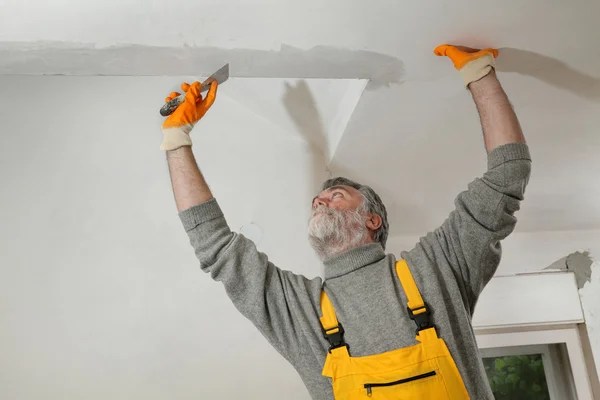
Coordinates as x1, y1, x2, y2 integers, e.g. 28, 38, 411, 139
322, 323, 349, 353
407, 303, 436, 335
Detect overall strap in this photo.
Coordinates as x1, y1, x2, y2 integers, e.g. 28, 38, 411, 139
319, 291, 349, 354
395, 260, 438, 340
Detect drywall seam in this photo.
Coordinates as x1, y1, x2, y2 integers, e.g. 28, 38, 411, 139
326, 79, 368, 163
0, 42, 405, 88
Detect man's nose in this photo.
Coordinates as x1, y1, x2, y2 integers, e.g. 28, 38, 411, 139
313, 197, 327, 209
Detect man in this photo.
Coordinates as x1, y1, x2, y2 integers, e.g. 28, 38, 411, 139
160, 45, 531, 399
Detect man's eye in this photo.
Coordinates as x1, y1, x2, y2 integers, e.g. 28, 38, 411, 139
332, 193, 343, 198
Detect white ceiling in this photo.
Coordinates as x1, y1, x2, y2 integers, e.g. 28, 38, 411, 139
2, 0, 600, 235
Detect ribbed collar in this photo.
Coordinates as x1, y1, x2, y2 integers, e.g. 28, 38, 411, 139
323, 243, 386, 280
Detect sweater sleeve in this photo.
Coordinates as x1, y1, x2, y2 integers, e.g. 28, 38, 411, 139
431, 143, 532, 313
179, 199, 321, 363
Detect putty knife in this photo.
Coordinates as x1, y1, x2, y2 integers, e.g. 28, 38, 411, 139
159, 63, 230, 116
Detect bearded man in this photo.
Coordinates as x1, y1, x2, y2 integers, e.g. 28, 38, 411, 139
160, 46, 531, 399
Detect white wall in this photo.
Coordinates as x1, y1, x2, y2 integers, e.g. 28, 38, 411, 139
0, 76, 329, 399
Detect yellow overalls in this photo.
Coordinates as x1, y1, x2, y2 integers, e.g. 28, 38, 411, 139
319, 260, 470, 399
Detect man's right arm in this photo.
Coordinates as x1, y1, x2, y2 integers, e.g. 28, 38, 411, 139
169, 152, 321, 364
167, 147, 213, 212
162, 85, 321, 364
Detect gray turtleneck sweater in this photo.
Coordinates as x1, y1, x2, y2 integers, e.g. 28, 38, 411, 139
179, 143, 531, 399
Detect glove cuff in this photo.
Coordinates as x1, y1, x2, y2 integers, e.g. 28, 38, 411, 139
160, 127, 193, 151
460, 53, 496, 87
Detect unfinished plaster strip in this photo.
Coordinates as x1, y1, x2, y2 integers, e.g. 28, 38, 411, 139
0, 42, 404, 89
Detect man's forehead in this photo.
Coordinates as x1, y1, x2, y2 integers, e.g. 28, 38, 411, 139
318, 185, 357, 196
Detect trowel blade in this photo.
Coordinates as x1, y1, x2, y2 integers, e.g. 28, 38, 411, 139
199, 63, 229, 93
159, 63, 230, 116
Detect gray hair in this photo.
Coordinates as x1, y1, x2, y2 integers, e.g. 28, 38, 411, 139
321, 177, 389, 249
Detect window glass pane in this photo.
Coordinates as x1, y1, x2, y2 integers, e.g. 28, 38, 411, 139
483, 354, 551, 400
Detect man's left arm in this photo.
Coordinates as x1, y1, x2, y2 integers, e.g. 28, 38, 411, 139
433, 46, 532, 311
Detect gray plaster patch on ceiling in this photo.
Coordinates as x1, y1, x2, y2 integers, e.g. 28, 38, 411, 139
0, 42, 404, 88
545, 251, 594, 289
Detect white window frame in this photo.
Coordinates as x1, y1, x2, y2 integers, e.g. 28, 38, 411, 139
479, 343, 573, 399
476, 325, 593, 399
471, 271, 599, 399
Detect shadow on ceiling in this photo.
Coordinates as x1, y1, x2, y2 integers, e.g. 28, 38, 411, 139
282, 80, 328, 156
496, 48, 600, 102
282, 79, 330, 193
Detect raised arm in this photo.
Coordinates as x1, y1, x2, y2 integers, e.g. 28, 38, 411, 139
160, 82, 321, 363
427, 46, 532, 311
167, 147, 213, 212
435, 45, 526, 152
161, 81, 216, 211
470, 70, 526, 152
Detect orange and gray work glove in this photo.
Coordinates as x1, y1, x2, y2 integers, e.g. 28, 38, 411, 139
434, 45, 499, 87
160, 81, 218, 151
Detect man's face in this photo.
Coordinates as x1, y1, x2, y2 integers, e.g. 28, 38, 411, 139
308, 185, 376, 260
311, 185, 364, 214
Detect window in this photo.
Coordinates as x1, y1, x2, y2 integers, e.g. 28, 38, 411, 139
477, 327, 594, 399
473, 273, 599, 399
480, 344, 575, 399
483, 353, 550, 399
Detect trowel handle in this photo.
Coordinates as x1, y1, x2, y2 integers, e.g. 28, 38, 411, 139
159, 84, 211, 116
160, 94, 186, 116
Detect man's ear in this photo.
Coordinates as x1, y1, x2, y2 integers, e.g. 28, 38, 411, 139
366, 213, 382, 232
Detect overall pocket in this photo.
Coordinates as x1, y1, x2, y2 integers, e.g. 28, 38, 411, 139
364, 370, 436, 396
358, 369, 450, 399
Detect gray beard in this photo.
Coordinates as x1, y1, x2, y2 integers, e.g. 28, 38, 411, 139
307, 205, 370, 260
